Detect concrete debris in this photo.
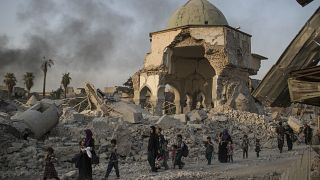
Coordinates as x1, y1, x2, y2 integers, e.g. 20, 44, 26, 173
288, 116, 303, 133
0, 99, 18, 113
0, 97, 318, 179
61, 107, 85, 123
26, 95, 38, 106
211, 115, 228, 122
187, 109, 208, 121
173, 114, 187, 123
11, 102, 61, 139
156, 115, 183, 129
110, 101, 143, 123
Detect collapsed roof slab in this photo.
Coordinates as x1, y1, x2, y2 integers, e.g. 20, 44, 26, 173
252, 7, 320, 107
288, 65, 320, 106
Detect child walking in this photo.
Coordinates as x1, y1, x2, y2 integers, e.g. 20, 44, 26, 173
205, 136, 214, 165
161, 140, 169, 170
43, 147, 60, 180
241, 134, 249, 159
103, 139, 120, 180
255, 139, 261, 158
170, 144, 177, 169
227, 141, 234, 163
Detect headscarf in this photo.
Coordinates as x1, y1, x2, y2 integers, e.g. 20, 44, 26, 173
150, 126, 156, 134
222, 129, 230, 141
84, 129, 93, 147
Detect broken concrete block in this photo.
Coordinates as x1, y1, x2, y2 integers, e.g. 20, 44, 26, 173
187, 110, 208, 121
173, 114, 187, 123
187, 123, 203, 129
111, 102, 143, 123
288, 116, 303, 133
212, 115, 228, 122
26, 95, 38, 106
156, 115, 183, 129
0, 112, 10, 119
12, 102, 60, 139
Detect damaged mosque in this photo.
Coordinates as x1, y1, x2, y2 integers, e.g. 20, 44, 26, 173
132, 0, 268, 115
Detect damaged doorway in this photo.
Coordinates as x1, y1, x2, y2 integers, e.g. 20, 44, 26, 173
167, 45, 215, 112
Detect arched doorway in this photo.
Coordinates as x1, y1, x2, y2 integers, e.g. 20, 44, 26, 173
159, 84, 181, 115
139, 86, 154, 114
168, 45, 215, 111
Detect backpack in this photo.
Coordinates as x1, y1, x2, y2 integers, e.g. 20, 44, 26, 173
182, 142, 189, 157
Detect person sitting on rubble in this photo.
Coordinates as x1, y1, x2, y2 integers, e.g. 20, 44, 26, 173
276, 122, 285, 153
205, 136, 214, 165
285, 125, 294, 151
241, 134, 249, 159
102, 139, 120, 180
148, 126, 159, 172
303, 123, 313, 145
43, 147, 60, 180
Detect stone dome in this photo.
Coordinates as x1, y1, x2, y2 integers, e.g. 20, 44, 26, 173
167, 0, 228, 29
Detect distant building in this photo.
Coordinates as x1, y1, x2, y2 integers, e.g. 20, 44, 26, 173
104, 87, 117, 96
75, 88, 86, 96
13, 87, 27, 98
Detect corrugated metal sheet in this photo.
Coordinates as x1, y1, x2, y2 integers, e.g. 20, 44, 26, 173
252, 8, 320, 107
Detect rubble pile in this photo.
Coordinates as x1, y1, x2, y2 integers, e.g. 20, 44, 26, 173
0, 96, 318, 179
311, 147, 320, 178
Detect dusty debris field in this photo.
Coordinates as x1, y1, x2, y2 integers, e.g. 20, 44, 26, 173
0, 98, 319, 180
1, 145, 311, 180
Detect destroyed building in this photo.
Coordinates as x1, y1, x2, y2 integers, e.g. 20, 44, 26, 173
132, 0, 267, 115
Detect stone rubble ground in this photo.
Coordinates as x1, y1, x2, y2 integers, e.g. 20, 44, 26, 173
0, 99, 319, 180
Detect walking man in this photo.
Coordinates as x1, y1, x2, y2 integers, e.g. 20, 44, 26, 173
241, 134, 249, 159
148, 126, 159, 172
276, 122, 285, 153
304, 123, 313, 145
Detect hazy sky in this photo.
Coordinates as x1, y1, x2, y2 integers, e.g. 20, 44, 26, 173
0, 0, 319, 91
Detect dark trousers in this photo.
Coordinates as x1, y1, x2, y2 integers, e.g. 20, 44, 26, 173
256, 152, 260, 157
43, 177, 59, 180
278, 137, 284, 153
243, 149, 248, 159
305, 136, 312, 145
162, 158, 169, 170
227, 155, 233, 162
205, 153, 212, 165
174, 151, 184, 169
105, 161, 119, 178
287, 138, 293, 151
148, 151, 156, 171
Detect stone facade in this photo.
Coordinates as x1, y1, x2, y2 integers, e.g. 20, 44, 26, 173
133, 26, 266, 115
132, 0, 267, 115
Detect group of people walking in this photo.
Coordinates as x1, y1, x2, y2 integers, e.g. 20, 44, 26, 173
276, 122, 313, 153
42, 122, 315, 179
43, 129, 119, 180
147, 126, 188, 172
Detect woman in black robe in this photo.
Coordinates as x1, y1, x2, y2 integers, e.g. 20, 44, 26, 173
219, 129, 232, 163
77, 129, 95, 180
